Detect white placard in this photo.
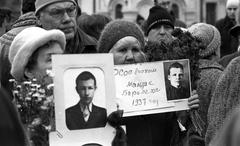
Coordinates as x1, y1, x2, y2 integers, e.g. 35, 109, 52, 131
51, 54, 116, 145
114, 59, 191, 117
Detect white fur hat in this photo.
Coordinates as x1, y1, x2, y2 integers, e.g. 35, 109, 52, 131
226, 0, 239, 8
9, 27, 66, 81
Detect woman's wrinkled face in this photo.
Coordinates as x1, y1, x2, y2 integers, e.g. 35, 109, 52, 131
109, 36, 146, 65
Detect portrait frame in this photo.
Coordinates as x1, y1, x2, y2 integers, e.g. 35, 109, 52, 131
163, 59, 191, 101
51, 54, 116, 145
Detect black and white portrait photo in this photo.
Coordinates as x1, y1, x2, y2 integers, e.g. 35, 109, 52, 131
64, 68, 107, 130
163, 60, 191, 101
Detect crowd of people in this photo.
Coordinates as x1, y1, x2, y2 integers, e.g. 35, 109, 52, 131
0, 0, 240, 146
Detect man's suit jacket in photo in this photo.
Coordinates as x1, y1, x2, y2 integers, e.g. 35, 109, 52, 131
65, 102, 107, 130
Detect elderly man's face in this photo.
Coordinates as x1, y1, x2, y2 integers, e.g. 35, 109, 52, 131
148, 24, 174, 44
38, 2, 77, 40
226, 6, 238, 19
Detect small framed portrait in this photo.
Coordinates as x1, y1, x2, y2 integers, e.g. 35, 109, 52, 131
51, 54, 116, 145
163, 59, 191, 101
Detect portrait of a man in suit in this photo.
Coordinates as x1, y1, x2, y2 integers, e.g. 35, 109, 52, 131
65, 71, 107, 130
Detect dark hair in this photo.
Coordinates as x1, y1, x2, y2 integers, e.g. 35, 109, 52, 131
75, 71, 96, 87
74, 0, 82, 17
168, 62, 184, 75
78, 14, 112, 40
22, 0, 36, 14
25, 41, 56, 72
0, 88, 28, 146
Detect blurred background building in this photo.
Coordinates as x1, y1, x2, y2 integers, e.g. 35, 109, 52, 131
77, 0, 228, 26
0, 0, 233, 36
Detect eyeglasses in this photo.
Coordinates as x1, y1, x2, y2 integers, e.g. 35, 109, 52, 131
44, 5, 77, 19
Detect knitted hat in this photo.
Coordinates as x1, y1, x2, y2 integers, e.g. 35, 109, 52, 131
35, 0, 77, 15
12, 12, 40, 29
98, 20, 145, 53
230, 24, 240, 37
188, 23, 221, 57
9, 27, 66, 81
226, 0, 239, 8
146, 6, 174, 35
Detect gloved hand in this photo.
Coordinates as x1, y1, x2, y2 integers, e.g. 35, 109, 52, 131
107, 110, 123, 127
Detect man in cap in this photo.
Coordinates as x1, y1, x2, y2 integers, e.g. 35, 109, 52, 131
215, 0, 239, 57
146, 5, 175, 45
35, 0, 97, 54
154, 0, 186, 28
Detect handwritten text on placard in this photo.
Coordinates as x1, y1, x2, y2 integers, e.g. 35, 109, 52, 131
114, 62, 171, 113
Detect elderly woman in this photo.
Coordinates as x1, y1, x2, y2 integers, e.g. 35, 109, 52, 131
8, 26, 65, 145
8, 27, 65, 85
187, 23, 224, 145
98, 20, 199, 146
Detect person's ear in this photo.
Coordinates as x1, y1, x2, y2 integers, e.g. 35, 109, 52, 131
168, 75, 171, 81
24, 69, 34, 79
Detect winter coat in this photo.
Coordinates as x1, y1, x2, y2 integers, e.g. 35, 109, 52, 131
187, 59, 223, 146
122, 113, 180, 146
215, 16, 238, 57
205, 56, 240, 145
64, 27, 97, 54
0, 88, 29, 146
197, 59, 223, 135
218, 51, 240, 68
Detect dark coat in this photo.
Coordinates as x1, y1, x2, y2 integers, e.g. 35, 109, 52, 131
119, 112, 180, 146
65, 102, 107, 130
166, 82, 190, 100
64, 27, 97, 54
218, 51, 240, 68
215, 16, 238, 57
0, 88, 28, 146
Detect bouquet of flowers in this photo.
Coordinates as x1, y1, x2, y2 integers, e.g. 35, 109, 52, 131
144, 28, 204, 88
9, 72, 54, 146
